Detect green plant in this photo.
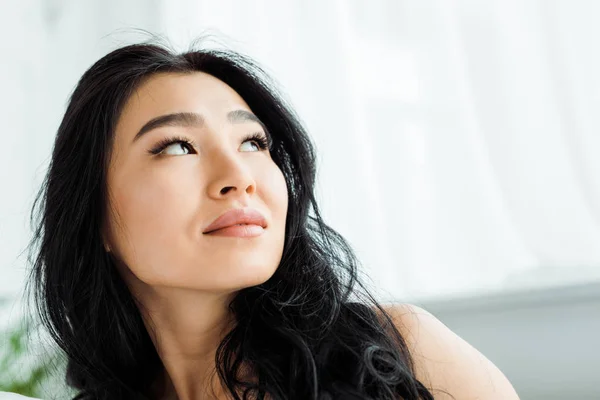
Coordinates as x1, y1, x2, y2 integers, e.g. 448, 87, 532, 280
0, 313, 73, 399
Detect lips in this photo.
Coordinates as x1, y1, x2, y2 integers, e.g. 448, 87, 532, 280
203, 207, 268, 234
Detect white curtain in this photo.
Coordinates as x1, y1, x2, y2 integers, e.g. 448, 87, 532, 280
1, 0, 599, 306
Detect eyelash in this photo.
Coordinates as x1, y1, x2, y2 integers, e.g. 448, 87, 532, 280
148, 132, 271, 155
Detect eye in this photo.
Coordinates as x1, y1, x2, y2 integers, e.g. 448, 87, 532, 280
148, 136, 195, 156
148, 132, 271, 156
240, 132, 271, 152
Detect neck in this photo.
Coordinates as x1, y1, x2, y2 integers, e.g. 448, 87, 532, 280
130, 282, 238, 400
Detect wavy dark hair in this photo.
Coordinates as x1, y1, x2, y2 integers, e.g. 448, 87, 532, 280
25, 37, 437, 400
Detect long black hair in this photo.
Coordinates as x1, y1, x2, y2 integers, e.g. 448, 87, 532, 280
25, 36, 437, 399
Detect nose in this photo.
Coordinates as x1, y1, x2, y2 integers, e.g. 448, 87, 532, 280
206, 150, 257, 201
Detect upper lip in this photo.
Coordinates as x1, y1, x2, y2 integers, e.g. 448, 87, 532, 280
203, 207, 268, 234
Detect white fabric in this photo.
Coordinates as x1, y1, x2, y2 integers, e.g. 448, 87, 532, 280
0, 393, 40, 400
1, 0, 599, 303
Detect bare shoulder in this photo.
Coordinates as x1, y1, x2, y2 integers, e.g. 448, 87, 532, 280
379, 303, 520, 400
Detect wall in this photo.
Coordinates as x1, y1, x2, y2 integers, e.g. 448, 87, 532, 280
416, 282, 600, 399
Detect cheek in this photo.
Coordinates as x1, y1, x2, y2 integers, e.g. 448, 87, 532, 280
110, 168, 198, 255
267, 167, 289, 219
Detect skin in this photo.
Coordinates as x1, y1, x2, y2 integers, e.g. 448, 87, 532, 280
104, 71, 288, 399
384, 304, 521, 399
101, 71, 519, 400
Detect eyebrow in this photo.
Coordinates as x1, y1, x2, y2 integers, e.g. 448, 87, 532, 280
132, 110, 269, 143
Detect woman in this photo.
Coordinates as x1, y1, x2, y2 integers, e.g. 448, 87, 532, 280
24, 39, 519, 399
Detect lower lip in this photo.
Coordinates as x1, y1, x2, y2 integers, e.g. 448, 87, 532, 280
204, 224, 265, 237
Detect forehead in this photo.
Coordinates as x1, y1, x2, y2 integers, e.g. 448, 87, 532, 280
131, 71, 246, 108
115, 72, 250, 140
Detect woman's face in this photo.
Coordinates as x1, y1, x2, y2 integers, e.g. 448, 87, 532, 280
105, 72, 288, 294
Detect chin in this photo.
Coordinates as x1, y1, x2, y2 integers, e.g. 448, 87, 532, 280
232, 263, 278, 288
195, 263, 279, 292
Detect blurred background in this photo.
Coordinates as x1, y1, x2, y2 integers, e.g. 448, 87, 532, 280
1, 0, 599, 398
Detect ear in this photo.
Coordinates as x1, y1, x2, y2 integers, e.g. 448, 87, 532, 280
101, 232, 112, 253
100, 220, 112, 253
